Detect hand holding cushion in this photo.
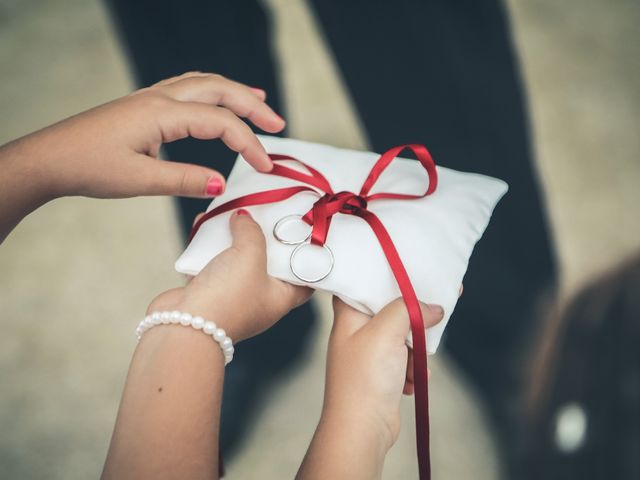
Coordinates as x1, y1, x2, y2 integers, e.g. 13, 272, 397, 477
149, 210, 311, 343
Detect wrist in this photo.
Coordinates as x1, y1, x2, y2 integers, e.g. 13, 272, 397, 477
0, 136, 58, 242
147, 293, 246, 342
2, 132, 61, 199
138, 310, 235, 365
320, 400, 396, 453
134, 321, 227, 378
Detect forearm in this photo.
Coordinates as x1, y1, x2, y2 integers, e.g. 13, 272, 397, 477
102, 325, 226, 480
297, 408, 390, 480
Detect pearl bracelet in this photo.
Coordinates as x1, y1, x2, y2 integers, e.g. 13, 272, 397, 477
136, 311, 234, 365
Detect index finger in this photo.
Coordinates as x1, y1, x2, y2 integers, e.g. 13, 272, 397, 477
157, 100, 273, 172
158, 75, 285, 135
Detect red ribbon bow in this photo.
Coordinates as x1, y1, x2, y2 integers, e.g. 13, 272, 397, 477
189, 144, 438, 480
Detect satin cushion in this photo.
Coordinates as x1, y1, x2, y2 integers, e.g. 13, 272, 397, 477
176, 135, 508, 353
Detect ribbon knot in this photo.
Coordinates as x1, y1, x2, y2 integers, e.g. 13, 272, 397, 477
188, 143, 438, 480
338, 192, 368, 212
302, 191, 369, 246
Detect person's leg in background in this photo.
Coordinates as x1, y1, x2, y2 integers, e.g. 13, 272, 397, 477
308, 0, 557, 468
104, 0, 317, 459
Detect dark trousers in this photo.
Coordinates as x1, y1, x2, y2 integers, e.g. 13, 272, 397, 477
106, 0, 557, 460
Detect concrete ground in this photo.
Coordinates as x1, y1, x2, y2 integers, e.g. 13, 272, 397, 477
0, 0, 638, 478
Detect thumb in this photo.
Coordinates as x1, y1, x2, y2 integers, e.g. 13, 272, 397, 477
194, 210, 265, 284
229, 209, 267, 258
365, 299, 444, 341
135, 154, 226, 198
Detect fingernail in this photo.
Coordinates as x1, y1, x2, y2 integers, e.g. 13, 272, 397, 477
250, 87, 266, 97
206, 177, 224, 196
274, 113, 285, 124
427, 304, 444, 315
236, 209, 250, 216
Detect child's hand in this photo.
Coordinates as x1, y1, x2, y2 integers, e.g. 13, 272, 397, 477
297, 298, 443, 479
146, 210, 312, 342
0, 71, 284, 242
324, 298, 444, 448
4, 71, 284, 201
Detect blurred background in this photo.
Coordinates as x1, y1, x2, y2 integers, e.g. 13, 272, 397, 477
0, 0, 638, 479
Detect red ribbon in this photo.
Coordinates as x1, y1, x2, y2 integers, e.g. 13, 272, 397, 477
189, 144, 438, 480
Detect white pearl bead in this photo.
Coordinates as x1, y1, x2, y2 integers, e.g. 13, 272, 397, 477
192, 316, 205, 330
179, 313, 192, 326
213, 328, 226, 342
136, 311, 233, 365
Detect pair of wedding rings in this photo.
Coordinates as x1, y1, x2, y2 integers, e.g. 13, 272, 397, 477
273, 214, 334, 283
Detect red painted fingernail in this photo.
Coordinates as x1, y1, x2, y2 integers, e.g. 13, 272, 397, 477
237, 209, 250, 216
206, 177, 224, 196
